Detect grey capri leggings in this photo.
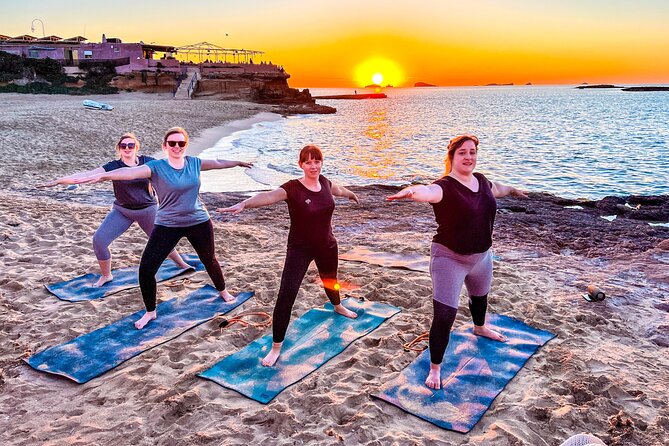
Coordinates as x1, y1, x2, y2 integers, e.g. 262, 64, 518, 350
430, 242, 493, 308
93, 204, 157, 261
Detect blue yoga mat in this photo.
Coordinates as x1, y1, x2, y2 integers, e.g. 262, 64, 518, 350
26, 285, 254, 383
372, 314, 555, 433
45, 253, 205, 302
199, 297, 400, 404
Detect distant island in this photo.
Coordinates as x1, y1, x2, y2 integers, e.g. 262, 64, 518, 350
414, 82, 437, 87
621, 86, 669, 92
575, 84, 623, 89
486, 83, 513, 86
365, 83, 381, 88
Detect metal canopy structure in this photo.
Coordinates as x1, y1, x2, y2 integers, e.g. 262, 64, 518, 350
176, 42, 263, 64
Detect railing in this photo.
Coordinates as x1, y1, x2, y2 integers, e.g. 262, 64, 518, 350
186, 72, 200, 99
173, 72, 187, 96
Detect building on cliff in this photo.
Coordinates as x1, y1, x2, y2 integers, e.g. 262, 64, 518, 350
0, 33, 332, 112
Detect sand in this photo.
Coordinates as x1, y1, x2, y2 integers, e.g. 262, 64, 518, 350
1, 93, 668, 446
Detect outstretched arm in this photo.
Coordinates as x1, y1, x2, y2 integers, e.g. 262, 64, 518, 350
387, 184, 443, 203
219, 187, 288, 214
201, 158, 253, 171
37, 167, 106, 188
491, 181, 528, 198
331, 183, 359, 204
74, 165, 152, 184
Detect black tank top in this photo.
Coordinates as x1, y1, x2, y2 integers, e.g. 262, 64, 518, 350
280, 175, 336, 247
430, 172, 497, 254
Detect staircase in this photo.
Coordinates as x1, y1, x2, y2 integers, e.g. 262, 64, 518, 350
173, 69, 200, 100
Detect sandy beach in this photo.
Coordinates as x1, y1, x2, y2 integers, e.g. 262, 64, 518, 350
0, 93, 668, 446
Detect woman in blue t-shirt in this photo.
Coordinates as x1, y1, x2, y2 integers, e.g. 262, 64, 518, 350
75, 127, 252, 329
38, 132, 190, 287
221, 145, 359, 367
387, 134, 527, 390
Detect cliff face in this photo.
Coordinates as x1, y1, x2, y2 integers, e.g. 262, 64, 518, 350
195, 70, 334, 113
108, 68, 335, 113
196, 71, 305, 102
110, 71, 178, 92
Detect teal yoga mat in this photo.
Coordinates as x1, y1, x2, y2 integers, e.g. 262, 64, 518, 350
45, 253, 205, 302
27, 285, 254, 383
199, 297, 400, 403
372, 313, 555, 433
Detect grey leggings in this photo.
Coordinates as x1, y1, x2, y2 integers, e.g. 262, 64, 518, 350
92, 204, 157, 261
430, 242, 493, 308
429, 242, 493, 364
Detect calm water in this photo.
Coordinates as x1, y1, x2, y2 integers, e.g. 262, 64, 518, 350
201, 85, 669, 199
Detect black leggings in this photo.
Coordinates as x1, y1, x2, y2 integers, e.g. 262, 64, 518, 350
139, 219, 225, 312
429, 294, 488, 364
272, 242, 341, 343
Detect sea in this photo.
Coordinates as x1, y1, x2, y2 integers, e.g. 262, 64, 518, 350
199, 85, 669, 200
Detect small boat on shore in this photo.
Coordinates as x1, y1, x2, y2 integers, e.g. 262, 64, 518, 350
83, 100, 114, 111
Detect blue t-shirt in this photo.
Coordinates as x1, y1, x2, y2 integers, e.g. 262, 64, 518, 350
102, 155, 156, 210
146, 156, 210, 227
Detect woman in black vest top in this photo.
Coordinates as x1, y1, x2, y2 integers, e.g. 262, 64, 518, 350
388, 134, 527, 389
221, 145, 359, 367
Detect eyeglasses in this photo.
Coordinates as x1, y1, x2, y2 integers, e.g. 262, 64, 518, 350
118, 142, 136, 149
166, 141, 187, 148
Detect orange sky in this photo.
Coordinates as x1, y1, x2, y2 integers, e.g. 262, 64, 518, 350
2, 1, 668, 87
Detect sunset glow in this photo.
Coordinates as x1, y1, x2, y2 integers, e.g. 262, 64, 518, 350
1, 1, 668, 87
354, 58, 404, 87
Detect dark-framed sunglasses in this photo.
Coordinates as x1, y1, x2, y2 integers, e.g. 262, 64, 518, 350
118, 142, 136, 149
166, 141, 187, 148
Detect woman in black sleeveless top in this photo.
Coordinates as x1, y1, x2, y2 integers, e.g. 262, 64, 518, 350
388, 134, 527, 390
221, 145, 359, 367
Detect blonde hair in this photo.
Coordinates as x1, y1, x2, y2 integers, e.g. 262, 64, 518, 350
116, 132, 140, 156
444, 134, 479, 175
163, 127, 189, 144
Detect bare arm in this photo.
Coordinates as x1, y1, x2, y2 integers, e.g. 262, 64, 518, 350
74, 165, 152, 183
37, 167, 105, 188
491, 181, 528, 198
387, 184, 443, 203
331, 182, 359, 204
200, 158, 253, 171
219, 187, 288, 214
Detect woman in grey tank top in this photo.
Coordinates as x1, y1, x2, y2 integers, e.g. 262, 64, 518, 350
73, 127, 253, 330
38, 132, 191, 287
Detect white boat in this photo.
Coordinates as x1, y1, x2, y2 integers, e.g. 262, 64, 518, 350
83, 100, 113, 111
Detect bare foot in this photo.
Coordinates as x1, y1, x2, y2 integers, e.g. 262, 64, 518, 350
134, 311, 157, 329
176, 261, 192, 270
473, 325, 507, 342
334, 303, 358, 319
93, 274, 113, 287
219, 290, 236, 302
261, 342, 283, 367
425, 363, 442, 389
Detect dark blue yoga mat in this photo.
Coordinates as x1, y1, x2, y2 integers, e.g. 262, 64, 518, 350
199, 297, 400, 404
372, 314, 555, 433
26, 285, 253, 383
45, 253, 205, 302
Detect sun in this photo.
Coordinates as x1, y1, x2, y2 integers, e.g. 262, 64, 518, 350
354, 58, 404, 87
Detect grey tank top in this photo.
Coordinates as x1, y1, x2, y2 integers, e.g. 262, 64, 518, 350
146, 156, 210, 227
